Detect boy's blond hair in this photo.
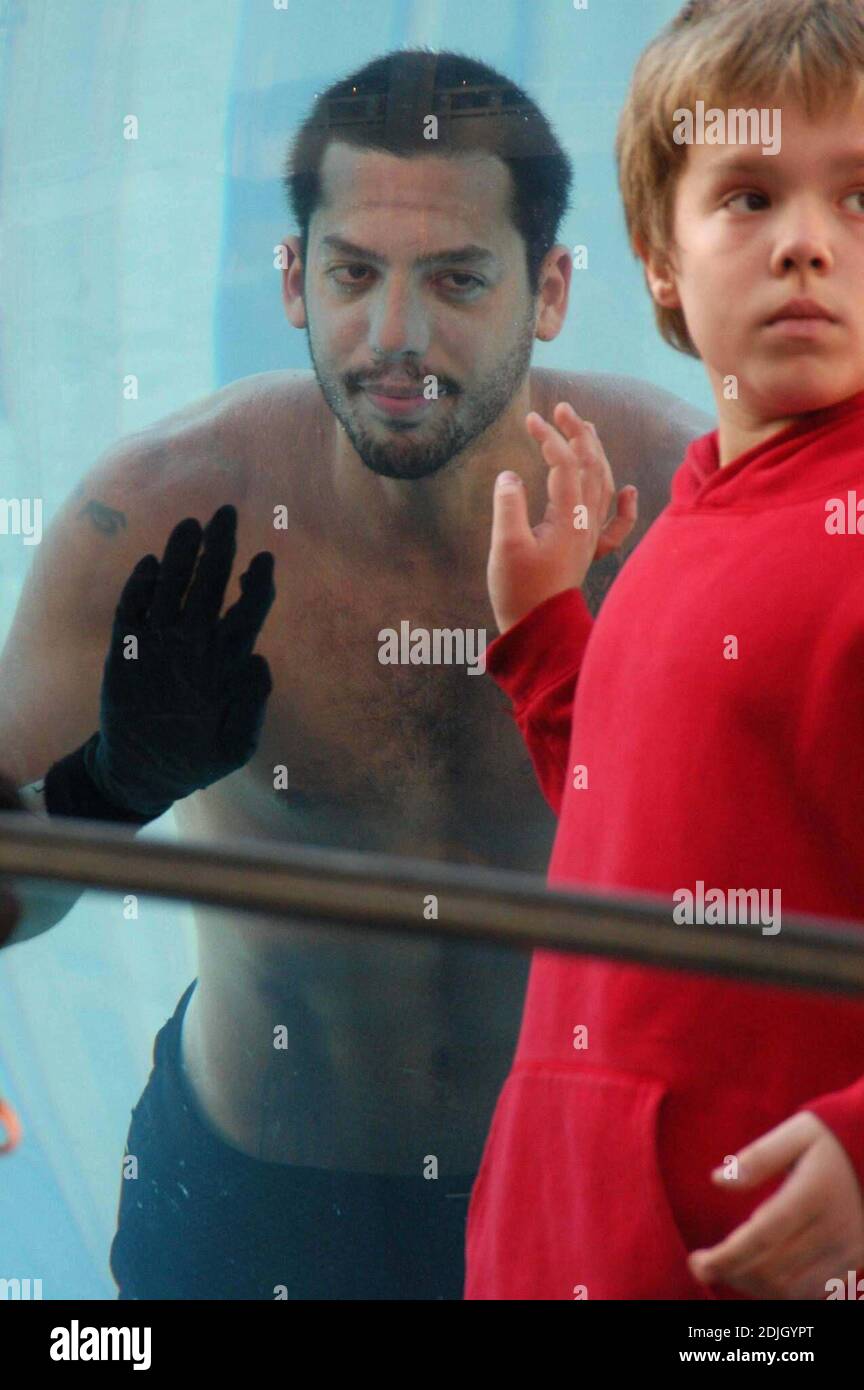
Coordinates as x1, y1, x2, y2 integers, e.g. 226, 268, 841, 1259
616, 0, 864, 358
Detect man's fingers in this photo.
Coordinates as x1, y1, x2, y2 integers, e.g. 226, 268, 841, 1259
182, 505, 238, 629
148, 518, 203, 628
115, 554, 160, 628
218, 654, 273, 758
216, 552, 276, 664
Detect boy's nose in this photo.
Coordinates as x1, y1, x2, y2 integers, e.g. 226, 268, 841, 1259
770, 216, 834, 276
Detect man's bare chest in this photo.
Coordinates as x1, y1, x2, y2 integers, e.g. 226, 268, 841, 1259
252, 543, 513, 819
175, 444, 552, 860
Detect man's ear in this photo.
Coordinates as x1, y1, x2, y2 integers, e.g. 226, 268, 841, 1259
634, 234, 682, 311
280, 236, 307, 329
534, 243, 572, 343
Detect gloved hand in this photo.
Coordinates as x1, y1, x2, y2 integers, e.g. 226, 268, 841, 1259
81, 503, 275, 818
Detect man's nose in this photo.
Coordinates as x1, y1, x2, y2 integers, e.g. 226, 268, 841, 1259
368, 278, 432, 358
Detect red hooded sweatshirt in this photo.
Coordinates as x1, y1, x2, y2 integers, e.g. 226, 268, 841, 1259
465, 389, 864, 1301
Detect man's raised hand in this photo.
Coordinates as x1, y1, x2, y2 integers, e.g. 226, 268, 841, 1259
85, 503, 276, 818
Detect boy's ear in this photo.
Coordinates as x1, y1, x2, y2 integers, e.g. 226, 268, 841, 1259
634, 233, 682, 311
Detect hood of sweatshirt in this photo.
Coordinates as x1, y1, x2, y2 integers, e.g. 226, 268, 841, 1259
671, 386, 864, 512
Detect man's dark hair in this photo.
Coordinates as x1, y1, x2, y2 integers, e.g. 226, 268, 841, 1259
283, 49, 573, 295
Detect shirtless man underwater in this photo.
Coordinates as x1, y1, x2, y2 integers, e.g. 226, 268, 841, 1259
0, 50, 710, 1299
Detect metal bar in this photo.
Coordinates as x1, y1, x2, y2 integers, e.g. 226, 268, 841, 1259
1, 811, 863, 994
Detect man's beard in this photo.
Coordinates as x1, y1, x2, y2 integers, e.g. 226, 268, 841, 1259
305, 311, 537, 480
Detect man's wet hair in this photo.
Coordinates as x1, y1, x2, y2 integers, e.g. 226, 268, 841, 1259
283, 49, 573, 296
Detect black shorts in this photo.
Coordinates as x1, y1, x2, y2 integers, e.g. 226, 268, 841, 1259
110, 982, 474, 1300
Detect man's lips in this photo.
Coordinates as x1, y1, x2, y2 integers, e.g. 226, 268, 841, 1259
361, 381, 451, 396
360, 381, 453, 416
361, 381, 425, 397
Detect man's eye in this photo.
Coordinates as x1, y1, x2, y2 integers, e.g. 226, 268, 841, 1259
724, 191, 768, 213
841, 190, 864, 214
328, 267, 484, 292
440, 273, 484, 292
331, 266, 373, 287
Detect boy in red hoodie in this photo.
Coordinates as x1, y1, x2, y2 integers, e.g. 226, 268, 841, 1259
466, 0, 864, 1300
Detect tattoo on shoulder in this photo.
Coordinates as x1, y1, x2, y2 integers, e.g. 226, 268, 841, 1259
78, 500, 127, 537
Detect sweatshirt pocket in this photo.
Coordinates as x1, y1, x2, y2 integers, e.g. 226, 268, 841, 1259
465, 1063, 714, 1300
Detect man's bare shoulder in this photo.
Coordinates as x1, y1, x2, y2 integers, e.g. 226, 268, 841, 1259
82, 370, 320, 512
530, 366, 712, 510
531, 366, 712, 439
186, 368, 322, 448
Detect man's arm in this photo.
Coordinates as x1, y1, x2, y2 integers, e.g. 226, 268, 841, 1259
0, 482, 275, 948
0, 444, 169, 788
0, 444, 170, 945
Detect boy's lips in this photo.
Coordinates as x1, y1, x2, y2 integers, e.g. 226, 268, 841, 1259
764, 297, 838, 327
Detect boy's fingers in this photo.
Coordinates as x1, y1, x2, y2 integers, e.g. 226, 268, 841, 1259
551, 405, 607, 471
737, 1218, 835, 1289
727, 1114, 812, 1187
691, 1179, 807, 1278
528, 409, 594, 464
491, 471, 532, 552
527, 418, 588, 521
596, 487, 638, 558
528, 410, 613, 531
551, 401, 597, 445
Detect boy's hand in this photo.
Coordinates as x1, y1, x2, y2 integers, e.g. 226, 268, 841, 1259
487, 402, 637, 634
688, 1112, 864, 1298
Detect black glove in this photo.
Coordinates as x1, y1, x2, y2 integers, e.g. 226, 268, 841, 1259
46, 504, 275, 821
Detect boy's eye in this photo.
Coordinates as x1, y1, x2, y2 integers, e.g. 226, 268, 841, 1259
842, 190, 864, 214
724, 191, 768, 214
